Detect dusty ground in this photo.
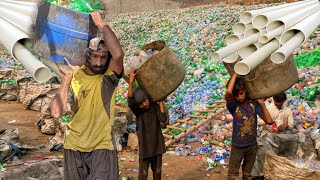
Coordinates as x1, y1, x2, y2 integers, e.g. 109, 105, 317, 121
0, 101, 229, 179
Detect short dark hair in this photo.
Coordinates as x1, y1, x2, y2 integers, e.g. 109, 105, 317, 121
233, 77, 246, 96
273, 92, 286, 102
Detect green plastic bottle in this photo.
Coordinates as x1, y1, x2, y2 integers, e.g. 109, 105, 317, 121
306, 87, 318, 100
61, 116, 71, 123
291, 89, 299, 96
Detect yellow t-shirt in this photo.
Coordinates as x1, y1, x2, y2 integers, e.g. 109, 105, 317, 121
63, 66, 119, 152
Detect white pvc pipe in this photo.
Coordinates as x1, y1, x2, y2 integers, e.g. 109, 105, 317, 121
40, 57, 64, 78
223, 52, 239, 63
259, 25, 284, 43
234, 39, 280, 75
212, 33, 260, 61
13, 43, 51, 83
233, 23, 253, 36
244, 27, 267, 37
0, 17, 50, 83
0, 1, 37, 17
239, 0, 311, 24
280, 10, 320, 44
280, 30, 297, 45
270, 10, 320, 64
270, 32, 304, 64
252, 0, 318, 28
226, 34, 241, 45
0, 18, 29, 55
274, 36, 281, 44
254, 42, 264, 48
0, 7, 35, 37
0, 0, 38, 7
266, 5, 320, 33
238, 44, 258, 59
223, 34, 242, 63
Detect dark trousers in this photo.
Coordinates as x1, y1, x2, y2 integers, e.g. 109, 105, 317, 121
227, 145, 257, 180
139, 154, 162, 180
64, 149, 119, 180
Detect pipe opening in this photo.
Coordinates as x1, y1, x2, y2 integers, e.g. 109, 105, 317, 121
244, 28, 259, 37
259, 36, 269, 44
34, 67, 51, 83
281, 29, 301, 45
234, 62, 250, 75
226, 35, 240, 45
240, 12, 252, 24
270, 52, 286, 64
223, 52, 238, 63
238, 44, 257, 59
211, 53, 221, 61
266, 20, 284, 32
252, 15, 268, 29
233, 23, 246, 35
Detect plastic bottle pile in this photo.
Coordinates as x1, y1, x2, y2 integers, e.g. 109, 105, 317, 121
108, 4, 320, 123
108, 5, 319, 166
286, 61, 320, 132
111, 4, 259, 122
44, 0, 103, 12
172, 143, 230, 170
123, 49, 158, 76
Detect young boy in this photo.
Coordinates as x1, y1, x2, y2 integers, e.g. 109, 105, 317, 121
127, 71, 167, 180
225, 73, 273, 180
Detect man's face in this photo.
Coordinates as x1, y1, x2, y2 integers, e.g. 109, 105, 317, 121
274, 100, 284, 110
88, 50, 108, 74
138, 99, 150, 110
235, 90, 246, 103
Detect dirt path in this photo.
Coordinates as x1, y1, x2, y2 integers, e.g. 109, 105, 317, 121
0, 102, 48, 147
0, 101, 229, 179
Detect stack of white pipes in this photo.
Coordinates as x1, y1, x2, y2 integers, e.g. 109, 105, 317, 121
0, 0, 53, 82
212, 0, 320, 75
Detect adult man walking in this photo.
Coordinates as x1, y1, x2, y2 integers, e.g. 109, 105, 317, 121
50, 12, 124, 180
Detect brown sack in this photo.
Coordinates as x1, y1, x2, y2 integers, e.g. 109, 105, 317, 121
264, 151, 320, 180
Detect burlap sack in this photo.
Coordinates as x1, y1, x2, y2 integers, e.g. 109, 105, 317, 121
264, 150, 320, 180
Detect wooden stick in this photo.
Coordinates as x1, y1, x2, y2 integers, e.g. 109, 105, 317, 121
206, 104, 225, 108
162, 116, 194, 134
177, 120, 196, 125
166, 125, 186, 132
162, 122, 180, 134
198, 109, 217, 113
165, 108, 226, 147
163, 134, 174, 139
216, 99, 226, 103
188, 115, 207, 119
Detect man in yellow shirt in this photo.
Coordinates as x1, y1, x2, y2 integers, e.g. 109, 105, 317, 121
50, 12, 123, 180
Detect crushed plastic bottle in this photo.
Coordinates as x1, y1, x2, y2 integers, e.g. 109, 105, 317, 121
175, 146, 188, 156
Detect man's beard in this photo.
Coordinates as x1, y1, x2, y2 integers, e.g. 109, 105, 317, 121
88, 64, 108, 74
